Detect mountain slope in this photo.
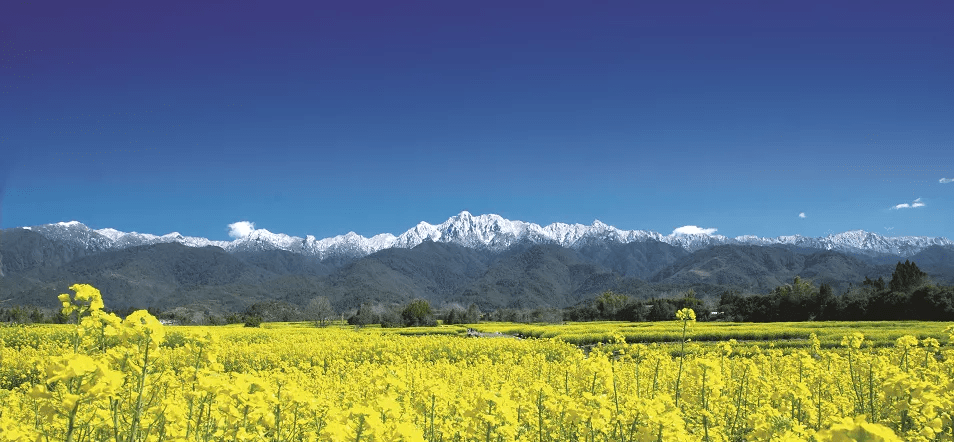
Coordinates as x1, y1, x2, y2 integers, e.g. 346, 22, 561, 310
575, 239, 689, 279
8, 212, 952, 267
453, 244, 620, 309
0, 228, 99, 274
3, 243, 273, 310
905, 246, 954, 284
650, 245, 887, 293
3, 213, 953, 315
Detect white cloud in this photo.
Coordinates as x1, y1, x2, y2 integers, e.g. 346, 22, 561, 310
227, 221, 256, 239
798, 212, 806, 219
891, 198, 925, 210
941, 178, 954, 184
672, 225, 718, 236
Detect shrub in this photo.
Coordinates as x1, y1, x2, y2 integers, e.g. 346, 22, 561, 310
401, 299, 436, 327
244, 315, 263, 328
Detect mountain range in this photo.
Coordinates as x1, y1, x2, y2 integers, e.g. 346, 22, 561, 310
2, 212, 952, 315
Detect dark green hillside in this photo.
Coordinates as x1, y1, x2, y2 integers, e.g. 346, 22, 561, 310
362, 240, 492, 298
576, 239, 688, 279
650, 245, 886, 294
2, 224, 952, 320
907, 246, 954, 284
799, 251, 893, 290
2, 243, 272, 310
0, 228, 93, 273
233, 250, 334, 276
456, 244, 618, 309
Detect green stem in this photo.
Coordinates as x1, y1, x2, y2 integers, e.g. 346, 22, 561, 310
674, 320, 687, 407
127, 336, 152, 442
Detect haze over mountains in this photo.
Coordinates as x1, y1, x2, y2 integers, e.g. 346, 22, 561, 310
2, 212, 952, 314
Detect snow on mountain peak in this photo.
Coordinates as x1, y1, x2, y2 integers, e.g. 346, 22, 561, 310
18, 213, 954, 261
95, 228, 126, 241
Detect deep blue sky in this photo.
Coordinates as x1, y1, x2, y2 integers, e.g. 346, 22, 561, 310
2, 1, 952, 241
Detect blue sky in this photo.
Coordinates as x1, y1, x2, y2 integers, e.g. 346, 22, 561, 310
2, 1, 952, 241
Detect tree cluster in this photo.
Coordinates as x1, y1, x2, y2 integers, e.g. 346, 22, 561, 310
347, 299, 438, 327
0, 306, 63, 324
443, 304, 481, 325
564, 289, 711, 322
486, 307, 563, 324
719, 260, 953, 321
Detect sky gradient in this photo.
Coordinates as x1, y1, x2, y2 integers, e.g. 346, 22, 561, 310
2, 1, 952, 241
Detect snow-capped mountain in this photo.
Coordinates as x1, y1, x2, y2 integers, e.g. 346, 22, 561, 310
14, 212, 954, 260
25, 221, 229, 252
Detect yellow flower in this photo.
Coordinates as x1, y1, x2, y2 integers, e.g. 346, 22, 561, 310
841, 332, 864, 349
675, 308, 696, 322
895, 335, 918, 349
816, 416, 902, 442
122, 309, 166, 348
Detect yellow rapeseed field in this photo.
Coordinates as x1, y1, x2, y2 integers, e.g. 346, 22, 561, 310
1, 284, 952, 441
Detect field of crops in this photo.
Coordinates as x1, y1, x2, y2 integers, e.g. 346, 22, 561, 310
463, 320, 952, 349
2, 285, 954, 441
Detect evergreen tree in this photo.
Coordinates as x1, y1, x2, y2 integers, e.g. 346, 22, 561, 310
890, 260, 927, 293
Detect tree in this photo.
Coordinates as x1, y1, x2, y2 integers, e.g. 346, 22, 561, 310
718, 290, 745, 321
305, 296, 335, 327
617, 301, 647, 322
444, 308, 463, 325
678, 289, 708, 321
596, 291, 628, 319
772, 276, 816, 321
812, 283, 835, 320
444, 303, 481, 325
647, 298, 676, 321
380, 308, 404, 328
244, 315, 262, 328
464, 303, 481, 324
348, 303, 379, 326
861, 276, 886, 294
890, 260, 927, 294
401, 299, 436, 327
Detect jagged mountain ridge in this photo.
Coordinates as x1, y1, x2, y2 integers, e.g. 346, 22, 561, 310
2, 227, 951, 313
10, 212, 954, 263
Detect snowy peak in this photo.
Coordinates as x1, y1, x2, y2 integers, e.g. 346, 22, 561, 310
16, 213, 954, 261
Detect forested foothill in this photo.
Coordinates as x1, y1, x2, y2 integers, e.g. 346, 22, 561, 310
566, 260, 954, 323
2, 259, 952, 326
719, 260, 954, 321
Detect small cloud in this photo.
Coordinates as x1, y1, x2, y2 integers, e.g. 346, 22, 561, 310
798, 212, 806, 219
672, 225, 718, 236
940, 178, 953, 184
228, 221, 256, 238
891, 197, 925, 210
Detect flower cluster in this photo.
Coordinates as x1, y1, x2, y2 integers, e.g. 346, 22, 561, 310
0, 284, 951, 441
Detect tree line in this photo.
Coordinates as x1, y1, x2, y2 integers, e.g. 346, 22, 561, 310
718, 260, 954, 321
3, 260, 949, 326
565, 260, 954, 323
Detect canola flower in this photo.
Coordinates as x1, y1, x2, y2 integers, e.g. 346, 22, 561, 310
0, 285, 952, 441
